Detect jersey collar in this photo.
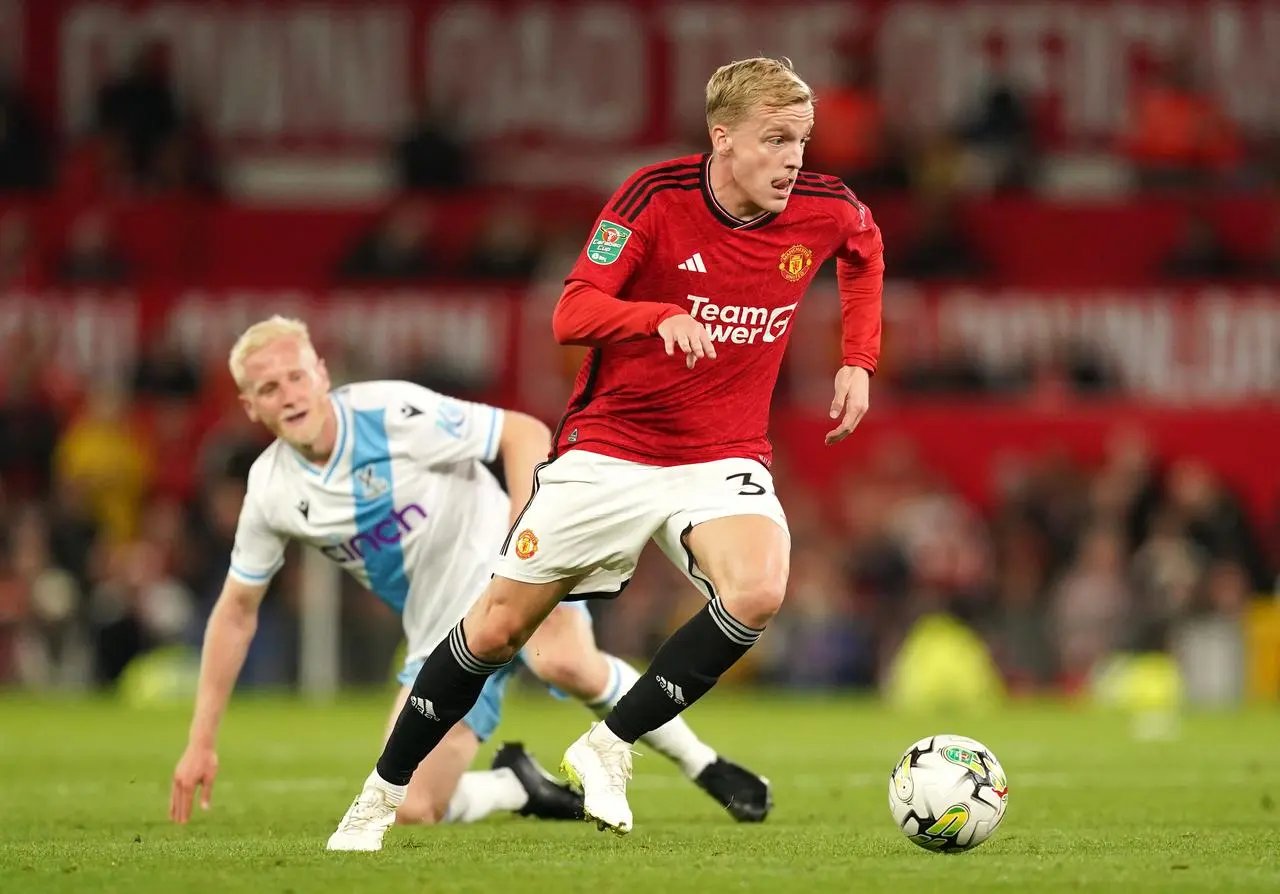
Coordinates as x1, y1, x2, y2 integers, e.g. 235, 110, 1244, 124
699, 153, 778, 231
288, 393, 349, 483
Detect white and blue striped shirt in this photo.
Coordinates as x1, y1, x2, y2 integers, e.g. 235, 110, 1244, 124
229, 380, 509, 661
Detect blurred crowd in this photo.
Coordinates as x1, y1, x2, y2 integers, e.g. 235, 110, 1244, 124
0, 38, 1276, 702
0, 356, 1271, 701
6, 40, 1280, 295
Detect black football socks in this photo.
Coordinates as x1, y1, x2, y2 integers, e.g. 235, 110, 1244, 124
603, 597, 763, 743
375, 621, 508, 785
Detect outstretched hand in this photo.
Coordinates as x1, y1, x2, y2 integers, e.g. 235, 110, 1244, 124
825, 365, 870, 445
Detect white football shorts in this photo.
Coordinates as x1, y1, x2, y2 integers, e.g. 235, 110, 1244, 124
490, 449, 789, 599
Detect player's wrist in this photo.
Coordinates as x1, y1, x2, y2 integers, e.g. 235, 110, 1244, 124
188, 733, 217, 751
841, 360, 874, 376
188, 718, 220, 749
651, 305, 685, 335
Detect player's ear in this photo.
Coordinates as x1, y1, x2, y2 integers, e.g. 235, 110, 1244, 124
315, 358, 331, 391
710, 123, 732, 156
238, 392, 258, 423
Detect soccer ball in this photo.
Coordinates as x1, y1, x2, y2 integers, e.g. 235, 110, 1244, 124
888, 734, 1009, 853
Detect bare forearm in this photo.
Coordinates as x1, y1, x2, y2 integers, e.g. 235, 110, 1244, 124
187, 599, 258, 748
501, 414, 552, 526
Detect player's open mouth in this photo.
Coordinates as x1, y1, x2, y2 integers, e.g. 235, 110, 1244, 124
771, 178, 793, 194
284, 410, 308, 426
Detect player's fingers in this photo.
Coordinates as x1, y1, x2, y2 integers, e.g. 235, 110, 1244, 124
171, 779, 190, 823
201, 773, 215, 810
825, 403, 867, 445
829, 383, 849, 419
699, 330, 717, 360
676, 333, 693, 357
662, 330, 675, 356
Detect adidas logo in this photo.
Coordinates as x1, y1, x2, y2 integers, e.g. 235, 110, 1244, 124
677, 252, 707, 273
655, 675, 687, 705
410, 695, 439, 720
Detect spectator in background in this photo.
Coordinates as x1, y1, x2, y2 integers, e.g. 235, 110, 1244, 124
957, 60, 1038, 192
91, 38, 220, 197
894, 195, 987, 280
1120, 50, 1242, 191
336, 200, 439, 281
11, 505, 86, 688
461, 202, 544, 280
45, 476, 103, 599
1160, 204, 1246, 279
56, 209, 131, 285
758, 540, 875, 687
1159, 459, 1271, 591
0, 75, 50, 192
0, 210, 40, 288
53, 384, 154, 544
131, 333, 202, 401
1048, 522, 1133, 690
394, 96, 476, 193
803, 53, 907, 194
94, 40, 182, 192
0, 323, 60, 502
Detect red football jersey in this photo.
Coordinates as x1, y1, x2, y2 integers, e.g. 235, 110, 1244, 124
551, 152, 883, 467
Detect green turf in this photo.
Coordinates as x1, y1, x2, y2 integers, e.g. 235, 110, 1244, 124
2, 686, 1279, 893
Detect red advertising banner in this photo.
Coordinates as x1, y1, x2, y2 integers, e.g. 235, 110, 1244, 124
16, 0, 1280, 184
4, 283, 1277, 408
0, 286, 523, 405
1, 284, 1273, 521
4, 194, 1278, 288
776, 403, 1280, 529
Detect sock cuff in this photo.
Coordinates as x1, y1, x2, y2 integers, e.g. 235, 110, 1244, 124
707, 597, 764, 647
587, 656, 630, 708
449, 622, 509, 675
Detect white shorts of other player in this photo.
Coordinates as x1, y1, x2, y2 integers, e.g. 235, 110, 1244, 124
492, 450, 789, 599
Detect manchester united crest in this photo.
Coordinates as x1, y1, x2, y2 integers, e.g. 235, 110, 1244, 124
779, 244, 813, 282
514, 529, 539, 560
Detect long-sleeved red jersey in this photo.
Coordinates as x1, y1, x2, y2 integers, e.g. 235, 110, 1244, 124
550, 153, 883, 467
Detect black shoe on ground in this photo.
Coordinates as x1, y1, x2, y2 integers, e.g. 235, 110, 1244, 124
492, 742, 585, 821
694, 757, 772, 823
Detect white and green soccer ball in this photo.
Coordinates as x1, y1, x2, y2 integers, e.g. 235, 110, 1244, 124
888, 734, 1009, 853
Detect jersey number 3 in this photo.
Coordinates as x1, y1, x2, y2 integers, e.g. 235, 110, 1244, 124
726, 472, 767, 496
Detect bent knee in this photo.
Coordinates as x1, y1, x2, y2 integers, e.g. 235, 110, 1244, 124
463, 602, 533, 664
463, 579, 571, 662
717, 576, 787, 630
525, 650, 605, 701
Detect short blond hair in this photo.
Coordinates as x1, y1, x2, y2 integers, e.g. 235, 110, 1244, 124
706, 56, 814, 129
228, 315, 317, 391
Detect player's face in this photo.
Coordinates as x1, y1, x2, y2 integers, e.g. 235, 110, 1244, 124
718, 101, 814, 216
238, 337, 332, 448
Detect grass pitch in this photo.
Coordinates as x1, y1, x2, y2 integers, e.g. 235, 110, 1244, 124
2, 686, 1279, 893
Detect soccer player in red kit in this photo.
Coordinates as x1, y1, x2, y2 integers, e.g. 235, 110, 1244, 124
327, 56, 882, 850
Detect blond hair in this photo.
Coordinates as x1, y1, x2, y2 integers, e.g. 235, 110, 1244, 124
228, 315, 317, 391
706, 56, 814, 129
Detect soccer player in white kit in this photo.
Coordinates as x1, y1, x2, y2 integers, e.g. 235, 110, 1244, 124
168, 316, 770, 830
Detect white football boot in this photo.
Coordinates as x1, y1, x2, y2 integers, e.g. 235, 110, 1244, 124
325, 772, 406, 852
560, 722, 637, 835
